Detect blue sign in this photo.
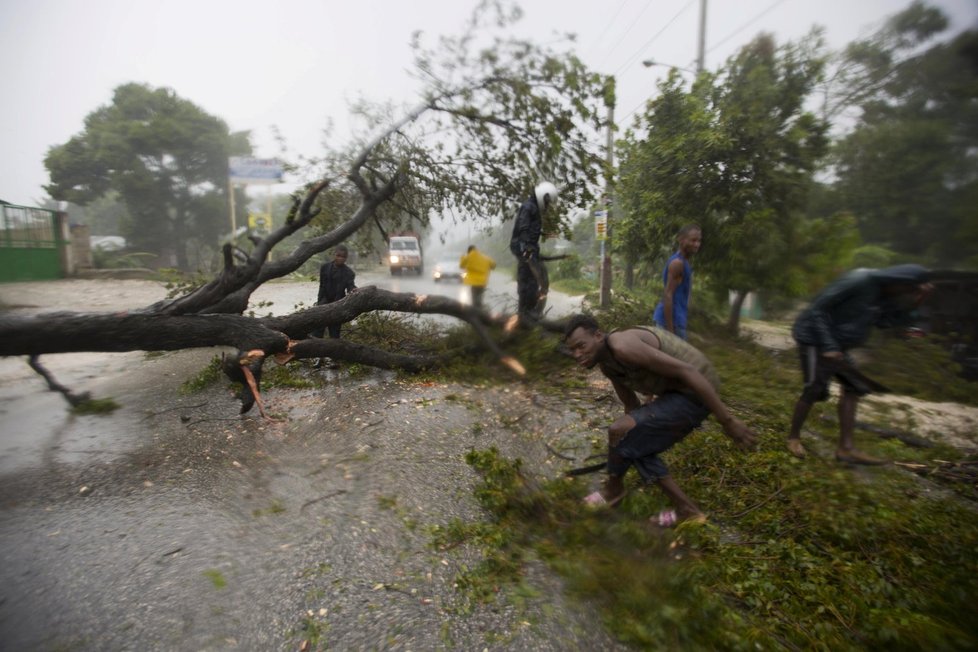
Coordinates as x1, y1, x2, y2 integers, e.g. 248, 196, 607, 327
228, 157, 284, 184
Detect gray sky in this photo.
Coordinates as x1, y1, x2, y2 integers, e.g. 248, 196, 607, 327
1, 0, 975, 207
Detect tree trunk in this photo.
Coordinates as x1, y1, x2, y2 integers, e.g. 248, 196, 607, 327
727, 289, 747, 335
173, 206, 190, 271
0, 286, 561, 371
624, 257, 635, 290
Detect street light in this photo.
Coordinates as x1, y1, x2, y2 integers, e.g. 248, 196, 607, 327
641, 59, 697, 76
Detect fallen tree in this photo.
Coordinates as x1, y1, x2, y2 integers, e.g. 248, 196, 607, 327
2, 3, 608, 411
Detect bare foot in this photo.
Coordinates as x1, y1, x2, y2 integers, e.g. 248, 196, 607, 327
583, 488, 625, 508
835, 448, 888, 465
787, 439, 806, 459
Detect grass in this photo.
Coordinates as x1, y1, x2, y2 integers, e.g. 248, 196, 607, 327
180, 353, 325, 396
70, 397, 121, 415
180, 355, 225, 394
202, 569, 227, 590
433, 314, 978, 650
163, 282, 977, 647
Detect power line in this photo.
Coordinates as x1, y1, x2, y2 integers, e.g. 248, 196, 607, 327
612, 0, 699, 126
596, 0, 658, 70
706, 0, 793, 54
613, 0, 698, 76
585, 0, 631, 60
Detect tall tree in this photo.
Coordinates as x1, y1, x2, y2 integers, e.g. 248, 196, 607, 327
617, 32, 838, 330
709, 33, 832, 327
616, 70, 720, 289
827, 2, 978, 266
44, 83, 252, 269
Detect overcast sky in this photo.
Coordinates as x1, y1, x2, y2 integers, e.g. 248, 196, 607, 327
1, 0, 975, 207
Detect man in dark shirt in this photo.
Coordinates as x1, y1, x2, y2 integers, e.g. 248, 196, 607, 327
314, 245, 357, 339
787, 264, 933, 463
510, 181, 557, 321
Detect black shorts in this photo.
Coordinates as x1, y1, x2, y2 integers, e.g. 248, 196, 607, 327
608, 392, 710, 481
798, 346, 867, 403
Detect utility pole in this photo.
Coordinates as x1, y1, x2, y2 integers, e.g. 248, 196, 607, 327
599, 76, 615, 308
696, 0, 707, 72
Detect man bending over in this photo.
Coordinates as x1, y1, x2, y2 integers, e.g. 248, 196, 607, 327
564, 314, 756, 524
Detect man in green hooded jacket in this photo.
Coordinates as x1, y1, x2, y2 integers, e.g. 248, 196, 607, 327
787, 264, 933, 463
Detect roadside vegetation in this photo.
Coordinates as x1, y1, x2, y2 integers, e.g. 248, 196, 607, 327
165, 272, 976, 649
426, 297, 978, 650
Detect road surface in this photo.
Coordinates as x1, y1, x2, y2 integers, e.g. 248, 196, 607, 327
0, 275, 618, 652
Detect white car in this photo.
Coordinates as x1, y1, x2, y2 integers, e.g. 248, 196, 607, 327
432, 260, 464, 282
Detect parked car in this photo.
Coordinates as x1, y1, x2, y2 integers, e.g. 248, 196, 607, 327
432, 259, 464, 283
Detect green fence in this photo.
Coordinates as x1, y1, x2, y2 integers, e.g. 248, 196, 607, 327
0, 203, 66, 282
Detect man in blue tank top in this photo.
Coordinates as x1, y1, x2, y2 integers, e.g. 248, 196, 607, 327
652, 224, 702, 340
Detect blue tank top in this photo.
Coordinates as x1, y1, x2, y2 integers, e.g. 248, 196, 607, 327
652, 252, 692, 330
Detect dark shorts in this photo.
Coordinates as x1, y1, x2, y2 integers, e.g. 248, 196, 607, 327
797, 346, 865, 403
516, 258, 546, 316
608, 392, 710, 482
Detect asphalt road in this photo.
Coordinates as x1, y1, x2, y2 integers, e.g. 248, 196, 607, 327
0, 269, 582, 477
249, 265, 581, 320
0, 275, 617, 652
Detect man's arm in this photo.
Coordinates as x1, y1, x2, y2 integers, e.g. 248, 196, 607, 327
806, 275, 869, 354
614, 332, 756, 449
525, 206, 542, 253
513, 203, 542, 258
661, 258, 685, 333
316, 263, 330, 304
610, 377, 641, 414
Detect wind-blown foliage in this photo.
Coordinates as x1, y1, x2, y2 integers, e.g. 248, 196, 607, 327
825, 2, 978, 266
8, 2, 611, 401
617, 32, 842, 330
357, 2, 608, 233
615, 70, 720, 284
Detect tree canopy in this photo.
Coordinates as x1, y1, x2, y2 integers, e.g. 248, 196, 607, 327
616, 31, 845, 329
44, 83, 253, 270
825, 2, 978, 266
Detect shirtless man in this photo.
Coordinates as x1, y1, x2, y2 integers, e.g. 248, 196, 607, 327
564, 314, 756, 524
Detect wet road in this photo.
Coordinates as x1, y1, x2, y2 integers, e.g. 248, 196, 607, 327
0, 270, 582, 477
248, 265, 581, 321
0, 276, 616, 652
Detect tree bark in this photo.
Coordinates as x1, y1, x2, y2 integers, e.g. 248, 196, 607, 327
0, 286, 535, 370
727, 289, 747, 334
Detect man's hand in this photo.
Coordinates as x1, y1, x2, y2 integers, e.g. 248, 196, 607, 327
821, 351, 844, 360
723, 417, 757, 450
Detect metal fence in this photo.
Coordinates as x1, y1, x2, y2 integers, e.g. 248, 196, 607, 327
0, 203, 67, 282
